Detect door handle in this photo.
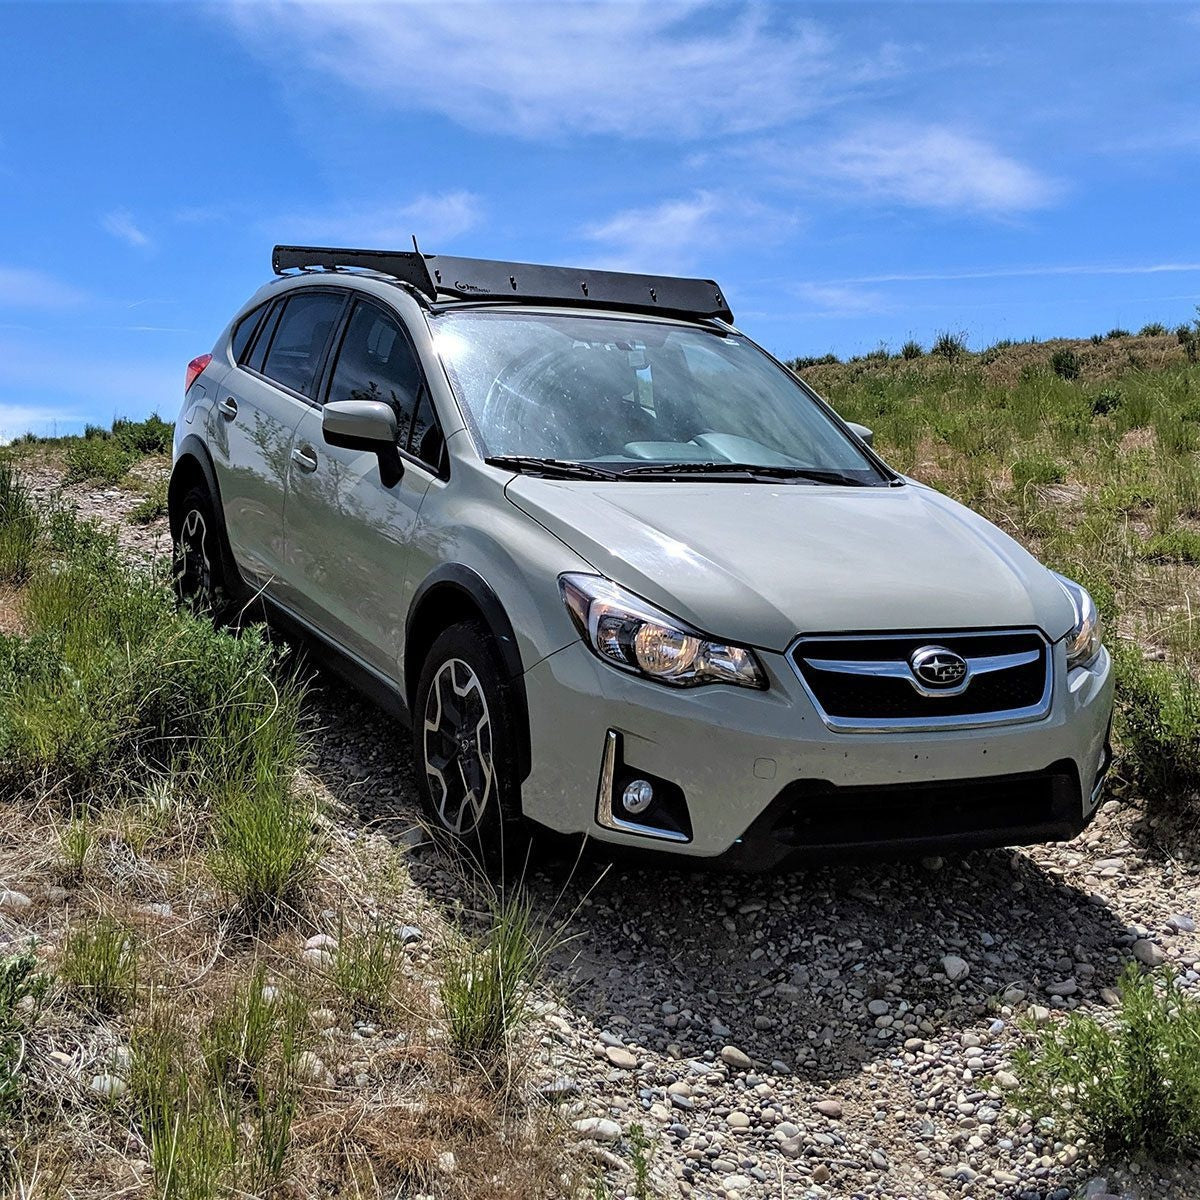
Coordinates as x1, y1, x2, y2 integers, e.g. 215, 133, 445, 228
217, 397, 238, 420
290, 445, 318, 473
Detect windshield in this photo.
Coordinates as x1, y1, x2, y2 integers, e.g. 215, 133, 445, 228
431, 310, 888, 483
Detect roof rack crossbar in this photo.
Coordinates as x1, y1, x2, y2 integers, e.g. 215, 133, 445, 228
271, 244, 733, 323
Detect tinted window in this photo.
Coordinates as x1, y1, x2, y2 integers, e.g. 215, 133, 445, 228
327, 301, 422, 435
230, 304, 266, 364
245, 300, 283, 374
410, 389, 445, 471
262, 292, 345, 397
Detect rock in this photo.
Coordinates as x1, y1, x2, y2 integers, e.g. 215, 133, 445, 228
90, 1074, 127, 1099
994, 1070, 1020, 1091
261, 985, 280, 1004
726, 1110, 751, 1129
538, 1076, 579, 1099
295, 1051, 331, 1086
1132, 939, 1165, 967
812, 1164, 831, 1183
48, 1050, 74, 1072
573, 1117, 621, 1143
304, 933, 338, 950
1167, 914, 1195, 934
396, 924, 423, 944
139, 902, 172, 919
436, 1151, 457, 1174
1046, 977, 1078, 997
1028, 1005, 1051, 1024
719, 1045, 752, 1071
941, 954, 970, 982
724, 1174, 754, 1191
867, 998, 890, 1017
814, 1099, 843, 1119
779, 1134, 803, 1158
605, 1046, 637, 1070
0, 890, 31, 912
312, 1008, 338, 1029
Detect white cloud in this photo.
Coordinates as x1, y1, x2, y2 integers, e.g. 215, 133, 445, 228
583, 192, 796, 274
828, 261, 1200, 285
220, 2, 891, 140
102, 208, 153, 249
817, 123, 1058, 214
0, 403, 82, 443
791, 282, 888, 318
0, 266, 87, 310
272, 191, 483, 247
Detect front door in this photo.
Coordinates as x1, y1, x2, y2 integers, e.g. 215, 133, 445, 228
282, 297, 440, 681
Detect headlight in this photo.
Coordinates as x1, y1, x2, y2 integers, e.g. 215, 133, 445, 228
559, 573, 766, 689
1054, 573, 1103, 669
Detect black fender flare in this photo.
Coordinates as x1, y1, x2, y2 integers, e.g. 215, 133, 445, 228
406, 563, 532, 781
169, 435, 244, 590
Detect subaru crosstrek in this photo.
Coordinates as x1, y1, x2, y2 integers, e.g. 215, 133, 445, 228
169, 244, 1114, 867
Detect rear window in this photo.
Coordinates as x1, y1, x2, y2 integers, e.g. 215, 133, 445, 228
230, 304, 266, 363
261, 292, 345, 398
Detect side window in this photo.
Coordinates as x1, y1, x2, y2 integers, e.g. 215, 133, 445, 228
261, 292, 345, 398
409, 389, 446, 472
245, 300, 283, 375
230, 304, 266, 364
327, 301, 422, 437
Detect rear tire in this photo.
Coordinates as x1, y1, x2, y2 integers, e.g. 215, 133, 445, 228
171, 484, 235, 621
413, 619, 526, 872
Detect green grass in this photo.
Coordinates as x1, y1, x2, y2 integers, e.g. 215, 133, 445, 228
0, 952, 51, 1121
0, 463, 39, 586
1010, 963, 1200, 1160
440, 891, 546, 1075
129, 477, 169, 524
62, 414, 173, 485
59, 916, 138, 1015
328, 917, 407, 1019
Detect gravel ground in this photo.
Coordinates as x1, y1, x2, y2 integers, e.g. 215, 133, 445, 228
21, 467, 1200, 1200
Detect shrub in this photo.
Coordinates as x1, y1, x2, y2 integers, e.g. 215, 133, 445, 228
1010, 963, 1200, 1160
441, 892, 545, 1074
60, 916, 138, 1014
931, 330, 968, 360
64, 436, 135, 484
1178, 319, 1199, 364
1, 951, 51, 1120
112, 413, 173, 456
1114, 643, 1200, 810
129, 477, 168, 525
900, 339, 922, 360
1139, 322, 1169, 337
1050, 347, 1082, 381
1011, 456, 1065, 491
1106, 327, 1131, 340
1090, 333, 1105, 345
1090, 388, 1121, 416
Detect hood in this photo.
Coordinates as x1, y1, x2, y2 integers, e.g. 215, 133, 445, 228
505, 477, 1076, 651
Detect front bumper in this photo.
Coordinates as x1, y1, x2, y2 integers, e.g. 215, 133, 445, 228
519, 638, 1114, 862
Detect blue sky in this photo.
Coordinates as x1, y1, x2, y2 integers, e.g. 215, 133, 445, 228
1, 0, 1198, 439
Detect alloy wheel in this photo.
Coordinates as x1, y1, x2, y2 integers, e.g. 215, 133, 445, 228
422, 657, 495, 835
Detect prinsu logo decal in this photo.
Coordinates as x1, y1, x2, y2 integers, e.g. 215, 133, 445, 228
454, 280, 489, 293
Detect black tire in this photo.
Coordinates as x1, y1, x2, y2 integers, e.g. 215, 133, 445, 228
413, 619, 525, 871
170, 484, 235, 621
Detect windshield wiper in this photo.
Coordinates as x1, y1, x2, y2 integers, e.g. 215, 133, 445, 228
619, 461, 869, 486
484, 455, 623, 481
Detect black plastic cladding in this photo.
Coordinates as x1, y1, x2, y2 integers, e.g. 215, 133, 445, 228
272, 244, 733, 324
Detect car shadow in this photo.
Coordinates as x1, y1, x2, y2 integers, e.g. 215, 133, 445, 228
303, 670, 1132, 1085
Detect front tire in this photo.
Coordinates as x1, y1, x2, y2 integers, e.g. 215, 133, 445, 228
413, 620, 524, 869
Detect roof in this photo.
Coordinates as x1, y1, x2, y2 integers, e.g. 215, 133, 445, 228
271, 244, 733, 324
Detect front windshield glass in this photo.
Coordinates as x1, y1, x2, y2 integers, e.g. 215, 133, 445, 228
431, 310, 887, 483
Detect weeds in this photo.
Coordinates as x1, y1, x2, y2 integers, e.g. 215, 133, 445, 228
329, 918, 406, 1019
0, 464, 38, 586
63, 415, 172, 485
441, 891, 544, 1074
931, 330, 968, 360
1, 952, 51, 1121
129, 477, 168, 524
1010, 963, 1200, 1159
59, 916, 137, 1014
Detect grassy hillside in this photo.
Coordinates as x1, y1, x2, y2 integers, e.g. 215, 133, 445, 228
794, 322, 1200, 839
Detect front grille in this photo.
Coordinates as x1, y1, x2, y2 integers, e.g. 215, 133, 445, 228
792, 631, 1050, 728
756, 761, 1082, 850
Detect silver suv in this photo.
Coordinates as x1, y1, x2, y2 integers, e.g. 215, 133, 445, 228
170, 245, 1114, 867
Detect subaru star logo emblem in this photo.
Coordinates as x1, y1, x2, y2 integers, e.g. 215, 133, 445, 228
910, 645, 969, 688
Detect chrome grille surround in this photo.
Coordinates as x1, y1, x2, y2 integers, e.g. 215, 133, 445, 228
788, 629, 1053, 733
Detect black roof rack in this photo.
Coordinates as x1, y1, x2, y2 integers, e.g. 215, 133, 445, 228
271, 244, 733, 323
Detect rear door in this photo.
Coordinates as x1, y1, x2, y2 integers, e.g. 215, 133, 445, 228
282, 296, 444, 680
207, 289, 346, 589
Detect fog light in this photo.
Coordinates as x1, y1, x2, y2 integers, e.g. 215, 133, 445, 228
622, 779, 654, 815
